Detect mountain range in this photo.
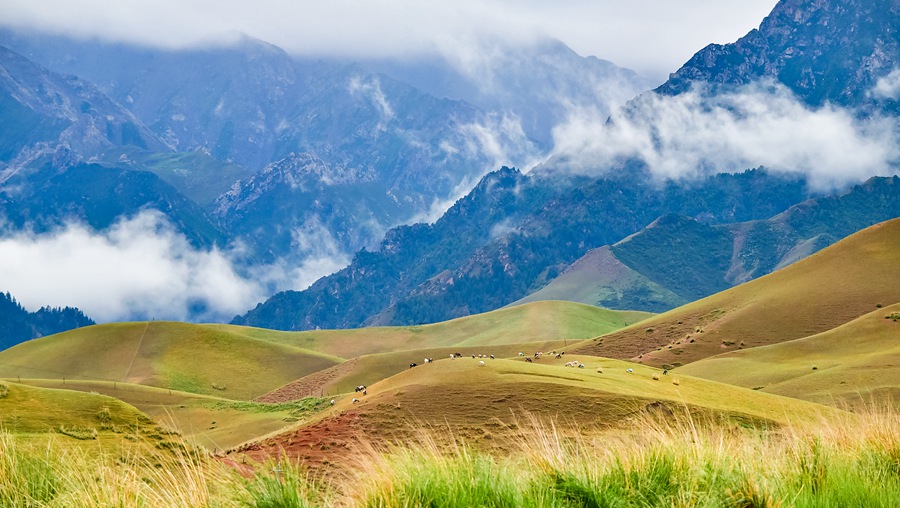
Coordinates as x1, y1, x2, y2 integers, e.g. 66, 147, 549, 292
1, 0, 900, 339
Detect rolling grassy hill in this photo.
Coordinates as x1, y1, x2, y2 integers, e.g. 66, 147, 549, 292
0, 321, 343, 399
240, 354, 840, 468
0, 380, 159, 440
569, 218, 900, 368
679, 303, 900, 407
213, 300, 651, 360
12, 379, 326, 450
257, 340, 578, 402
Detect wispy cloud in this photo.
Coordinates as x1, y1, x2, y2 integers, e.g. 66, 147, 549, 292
0, 211, 346, 323
872, 68, 900, 100
0, 0, 778, 80
551, 83, 900, 190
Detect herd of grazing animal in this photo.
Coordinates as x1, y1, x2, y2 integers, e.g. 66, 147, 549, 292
341, 350, 666, 405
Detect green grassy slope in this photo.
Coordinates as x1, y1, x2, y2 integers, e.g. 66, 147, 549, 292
570, 218, 900, 368
0, 321, 343, 399
679, 303, 900, 406
0, 381, 155, 437
510, 246, 688, 312
212, 300, 652, 359
12, 379, 325, 450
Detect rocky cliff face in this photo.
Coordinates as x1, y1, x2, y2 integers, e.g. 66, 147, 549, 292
658, 0, 900, 108
0, 46, 166, 171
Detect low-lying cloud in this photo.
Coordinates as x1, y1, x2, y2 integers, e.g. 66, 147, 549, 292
0, 0, 778, 81
551, 83, 900, 190
0, 211, 345, 323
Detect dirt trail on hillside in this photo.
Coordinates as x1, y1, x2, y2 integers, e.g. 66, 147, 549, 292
256, 359, 360, 402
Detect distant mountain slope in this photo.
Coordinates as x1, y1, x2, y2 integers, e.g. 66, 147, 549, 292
569, 217, 900, 368
234, 168, 811, 330
510, 246, 690, 313
516, 176, 900, 312
657, 0, 900, 109
0, 292, 93, 351
0, 31, 647, 263
0, 162, 228, 247
680, 303, 900, 406
0, 45, 165, 169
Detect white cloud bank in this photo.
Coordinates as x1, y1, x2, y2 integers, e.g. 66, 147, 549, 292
0, 0, 778, 80
0, 211, 346, 323
551, 83, 900, 190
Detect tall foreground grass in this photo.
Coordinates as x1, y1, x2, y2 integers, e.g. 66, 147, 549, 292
1, 406, 898, 507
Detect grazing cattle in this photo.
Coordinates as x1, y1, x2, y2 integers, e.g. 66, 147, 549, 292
330, 399, 335, 405
472, 354, 477, 358
518, 352, 524, 356
525, 357, 533, 363
355, 385, 367, 392
626, 368, 634, 373
578, 364, 585, 369
410, 363, 418, 368
663, 369, 669, 375
424, 358, 434, 364
454, 352, 462, 358
352, 398, 359, 403
478, 360, 485, 366
490, 355, 495, 360
450, 354, 455, 359
556, 354, 562, 359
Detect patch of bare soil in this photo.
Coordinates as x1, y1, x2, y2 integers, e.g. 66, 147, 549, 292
256, 359, 360, 403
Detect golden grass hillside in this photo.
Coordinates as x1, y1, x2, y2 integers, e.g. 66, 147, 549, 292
679, 302, 900, 407
210, 300, 652, 359
0, 321, 343, 399
570, 218, 900, 367
258, 340, 575, 402
239, 354, 839, 468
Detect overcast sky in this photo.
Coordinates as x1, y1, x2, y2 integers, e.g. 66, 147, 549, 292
1, 1, 779, 81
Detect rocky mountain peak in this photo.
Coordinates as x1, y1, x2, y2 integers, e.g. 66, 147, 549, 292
657, 0, 900, 108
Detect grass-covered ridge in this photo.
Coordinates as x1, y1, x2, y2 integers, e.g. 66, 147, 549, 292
213, 300, 652, 359
571, 218, 900, 367
679, 302, 900, 407
0, 321, 343, 399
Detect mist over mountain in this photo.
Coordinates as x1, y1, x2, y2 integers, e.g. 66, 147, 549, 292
236, 0, 900, 331
0, 28, 646, 322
